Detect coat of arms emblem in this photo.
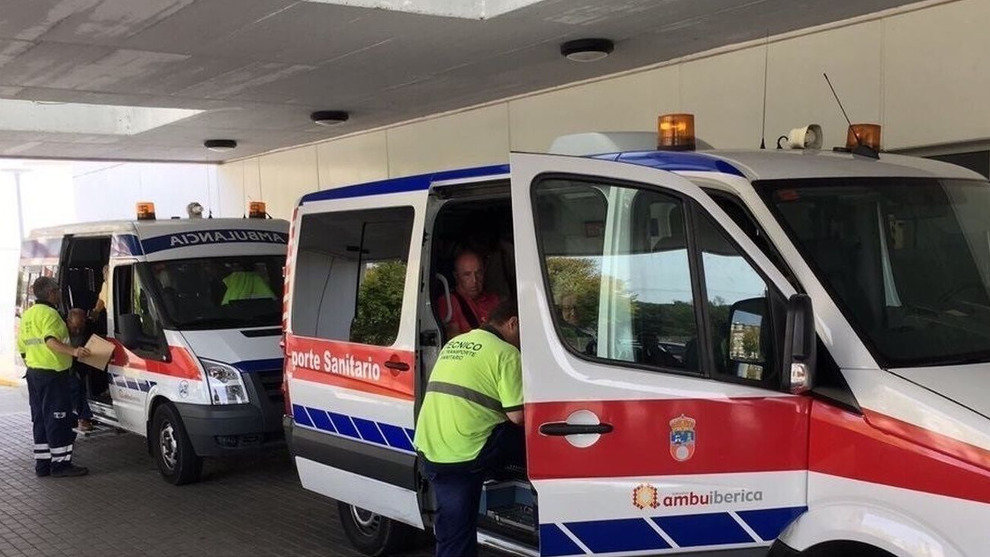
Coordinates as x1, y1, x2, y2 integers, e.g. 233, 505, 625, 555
669, 414, 696, 462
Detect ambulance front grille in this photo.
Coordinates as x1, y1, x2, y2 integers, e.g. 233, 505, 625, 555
257, 369, 284, 405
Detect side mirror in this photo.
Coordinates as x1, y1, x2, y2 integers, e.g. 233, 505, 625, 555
726, 297, 769, 380
117, 313, 143, 349
782, 294, 816, 393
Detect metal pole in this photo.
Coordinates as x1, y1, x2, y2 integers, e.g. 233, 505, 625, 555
13, 170, 26, 240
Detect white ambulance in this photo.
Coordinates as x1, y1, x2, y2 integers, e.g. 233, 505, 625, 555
282, 116, 990, 557
16, 202, 289, 485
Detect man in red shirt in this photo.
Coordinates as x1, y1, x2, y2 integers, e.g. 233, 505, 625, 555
436, 250, 501, 338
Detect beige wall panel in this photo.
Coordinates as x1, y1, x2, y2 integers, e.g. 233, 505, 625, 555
216, 160, 246, 217
317, 131, 389, 189
680, 47, 766, 149
386, 104, 509, 177
258, 146, 318, 219
765, 21, 883, 151
884, 0, 990, 149
507, 66, 678, 152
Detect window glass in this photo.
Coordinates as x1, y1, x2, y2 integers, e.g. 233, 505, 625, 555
146, 256, 284, 330
536, 179, 699, 372
697, 213, 773, 381
114, 264, 165, 354
764, 177, 990, 367
292, 207, 414, 346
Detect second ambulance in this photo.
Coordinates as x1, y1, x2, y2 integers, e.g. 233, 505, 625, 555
282, 115, 990, 557
17, 202, 289, 484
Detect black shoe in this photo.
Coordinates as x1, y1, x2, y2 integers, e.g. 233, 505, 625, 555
51, 465, 89, 478
36, 467, 50, 478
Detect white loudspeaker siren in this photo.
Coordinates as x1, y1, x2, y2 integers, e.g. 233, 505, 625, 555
787, 124, 823, 150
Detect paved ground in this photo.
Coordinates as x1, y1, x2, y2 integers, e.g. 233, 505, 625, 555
0, 385, 439, 557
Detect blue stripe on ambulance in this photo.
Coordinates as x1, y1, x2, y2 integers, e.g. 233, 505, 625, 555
140, 228, 288, 254
296, 153, 745, 205
108, 372, 156, 393
111, 234, 143, 257
299, 165, 510, 204
292, 404, 415, 454
541, 506, 808, 555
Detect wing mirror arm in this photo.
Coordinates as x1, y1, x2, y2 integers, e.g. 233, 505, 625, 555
782, 294, 816, 394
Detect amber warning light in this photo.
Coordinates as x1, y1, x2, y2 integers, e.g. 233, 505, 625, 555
136, 202, 156, 221
846, 124, 881, 152
658, 113, 696, 151
249, 201, 267, 219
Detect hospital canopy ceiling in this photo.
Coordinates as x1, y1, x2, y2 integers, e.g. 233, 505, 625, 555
0, 0, 924, 162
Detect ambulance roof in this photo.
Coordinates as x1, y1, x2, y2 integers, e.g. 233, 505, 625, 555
24, 218, 289, 262
27, 217, 288, 240
297, 149, 985, 206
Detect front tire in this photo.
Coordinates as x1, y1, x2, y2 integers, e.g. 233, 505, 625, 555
337, 501, 415, 556
151, 403, 203, 485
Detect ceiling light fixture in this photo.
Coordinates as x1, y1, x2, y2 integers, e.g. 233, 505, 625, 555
560, 38, 614, 62
311, 111, 349, 126
204, 139, 237, 152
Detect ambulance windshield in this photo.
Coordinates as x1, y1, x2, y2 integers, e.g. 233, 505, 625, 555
145, 255, 284, 330
763, 177, 990, 367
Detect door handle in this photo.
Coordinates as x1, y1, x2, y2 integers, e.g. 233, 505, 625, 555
383, 360, 410, 372
539, 422, 613, 436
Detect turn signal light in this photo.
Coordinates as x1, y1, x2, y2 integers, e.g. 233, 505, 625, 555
136, 202, 156, 221
248, 201, 267, 219
846, 124, 881, 152
657, 113, 696, 151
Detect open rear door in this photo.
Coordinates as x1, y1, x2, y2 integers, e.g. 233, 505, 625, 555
510, 153, 810, 556
286, 190, 426, 528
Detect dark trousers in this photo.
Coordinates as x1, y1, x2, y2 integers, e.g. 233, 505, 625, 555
26, 368, 76, 474
69, 368, 93, 421
422, 422, 525, 557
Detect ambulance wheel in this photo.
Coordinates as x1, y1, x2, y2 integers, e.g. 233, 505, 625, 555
151, 403, 203, 485
338, 501, 414, 556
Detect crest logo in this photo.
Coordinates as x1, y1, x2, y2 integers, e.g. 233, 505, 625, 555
632, 484, 659, 509
178, 381, 189, 398
669, 414, 696, 462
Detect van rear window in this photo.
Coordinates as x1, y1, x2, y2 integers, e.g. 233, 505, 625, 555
291, 206, 414, 346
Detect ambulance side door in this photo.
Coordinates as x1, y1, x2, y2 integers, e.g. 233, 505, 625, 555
285, 192, 426, 528
510, 153, 810, 556
107, 262, 165, 432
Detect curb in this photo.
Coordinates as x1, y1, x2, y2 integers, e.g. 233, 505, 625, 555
0, 377, 23, 388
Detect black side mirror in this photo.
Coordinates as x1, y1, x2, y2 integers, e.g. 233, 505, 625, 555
117, 313, 143, 349
782, 294, 816, 393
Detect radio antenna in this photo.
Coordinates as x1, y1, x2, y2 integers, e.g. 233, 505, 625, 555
759, 31, 770, 149
823, 72, 878, 158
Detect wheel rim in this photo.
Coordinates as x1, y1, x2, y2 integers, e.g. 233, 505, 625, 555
350, 505, 382, 536
159, 421, 178, 471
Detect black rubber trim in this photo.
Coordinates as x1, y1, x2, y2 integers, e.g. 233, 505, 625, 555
240, 327, 282, 337
289, 421, 417, 490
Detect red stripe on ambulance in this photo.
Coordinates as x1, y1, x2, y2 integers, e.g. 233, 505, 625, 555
525, 396, 810, 480
810, 402, 990, 504
285, 334, 415, 400
109, 341, 202, 380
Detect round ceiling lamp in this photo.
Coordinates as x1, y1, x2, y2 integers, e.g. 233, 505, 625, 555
204, 139, 237, 152
311, 111, 349, 126
560, 38, 614, 62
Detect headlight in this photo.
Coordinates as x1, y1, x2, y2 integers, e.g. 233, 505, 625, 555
201, 359, 248, 405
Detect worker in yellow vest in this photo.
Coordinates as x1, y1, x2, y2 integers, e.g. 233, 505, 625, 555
17, 276, 92, 478
221, 265, 275, 306
414, 299, 525, 557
